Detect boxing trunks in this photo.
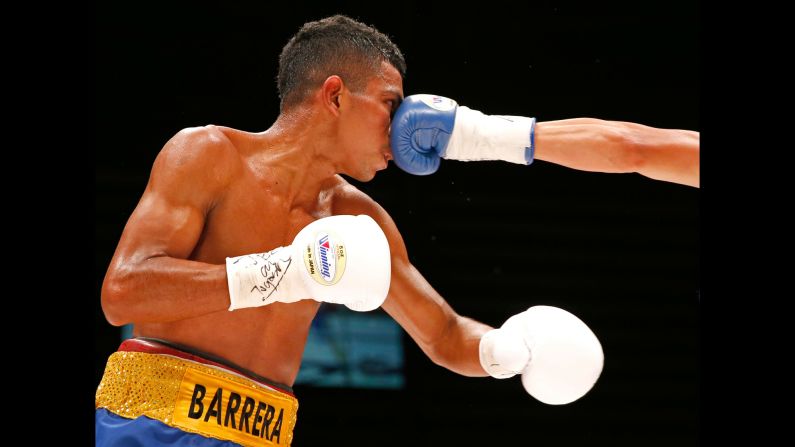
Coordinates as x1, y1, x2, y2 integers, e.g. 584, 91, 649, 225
96, 338, 298, 446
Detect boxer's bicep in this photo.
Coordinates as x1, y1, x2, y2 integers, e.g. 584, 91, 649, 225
111, 127, 236, 265
115, 189, 207, 263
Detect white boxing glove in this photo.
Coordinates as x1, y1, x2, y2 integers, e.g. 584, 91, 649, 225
226, 214, 391, 312
479, 305, 604, 405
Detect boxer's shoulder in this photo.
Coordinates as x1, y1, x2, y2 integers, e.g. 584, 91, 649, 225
168, 125, 237, 152
153, 125, 243, 189
326, 176, 406, 251
327, 176, 379, 214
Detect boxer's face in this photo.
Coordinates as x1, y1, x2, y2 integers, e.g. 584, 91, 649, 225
338, 61, 403, 181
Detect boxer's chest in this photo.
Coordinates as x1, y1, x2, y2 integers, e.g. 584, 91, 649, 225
189, 173, 335, 263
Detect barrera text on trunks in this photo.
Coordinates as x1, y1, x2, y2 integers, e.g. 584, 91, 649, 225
173, 367, 295, 446
303, 231, 346, 285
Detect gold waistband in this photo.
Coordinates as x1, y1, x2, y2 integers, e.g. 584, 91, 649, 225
96, 350, 298, 446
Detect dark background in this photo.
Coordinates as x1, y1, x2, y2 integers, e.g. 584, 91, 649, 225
95, 0, 699, 445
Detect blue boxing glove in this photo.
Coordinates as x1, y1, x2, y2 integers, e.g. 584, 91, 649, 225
390, 94, 537, 175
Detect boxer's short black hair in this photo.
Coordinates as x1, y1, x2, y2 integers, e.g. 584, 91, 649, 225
277, 15, 406, 110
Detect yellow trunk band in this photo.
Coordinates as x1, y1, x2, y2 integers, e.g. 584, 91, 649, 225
96, 351, 298, 446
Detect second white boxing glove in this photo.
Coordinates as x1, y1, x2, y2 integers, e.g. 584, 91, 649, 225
479, 305, 604, 405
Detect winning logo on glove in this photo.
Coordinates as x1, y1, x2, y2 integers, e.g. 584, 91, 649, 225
303, 231, 346, 285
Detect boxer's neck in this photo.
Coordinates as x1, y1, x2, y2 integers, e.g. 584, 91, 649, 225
247, 109, 344, 210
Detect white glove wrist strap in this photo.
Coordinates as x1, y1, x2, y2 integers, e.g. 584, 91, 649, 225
444, 106, 536, 165
479, 328, 528, 379
226, 245, 305, 310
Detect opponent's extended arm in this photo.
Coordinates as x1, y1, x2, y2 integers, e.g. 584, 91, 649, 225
535, 118, 698, 187
390, 94, 699, 187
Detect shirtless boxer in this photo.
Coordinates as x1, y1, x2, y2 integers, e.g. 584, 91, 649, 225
96, 15, 604, 446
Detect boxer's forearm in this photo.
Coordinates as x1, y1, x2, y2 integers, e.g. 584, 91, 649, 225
429, 315, 492, 377
534, 118, 699, 187
101, 256, 230, 326
633, 126, 699, 187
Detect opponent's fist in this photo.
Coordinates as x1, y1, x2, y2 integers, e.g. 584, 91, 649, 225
226, 215, 391, 312
479, 305, 604, 405
390, 94, 536, 175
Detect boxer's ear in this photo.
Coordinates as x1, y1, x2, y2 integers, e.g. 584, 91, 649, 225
321, 75, 344, 116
